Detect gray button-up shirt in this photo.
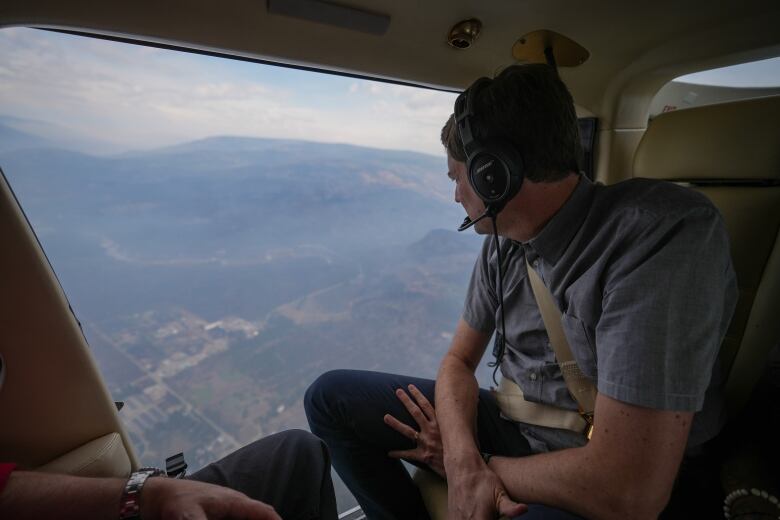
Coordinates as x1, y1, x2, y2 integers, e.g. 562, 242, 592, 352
463, 176, 738, 452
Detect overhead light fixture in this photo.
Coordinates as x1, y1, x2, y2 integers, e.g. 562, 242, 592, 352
512, 30, 589, 67
447, 19, 482, 49
267, 0, 390, 36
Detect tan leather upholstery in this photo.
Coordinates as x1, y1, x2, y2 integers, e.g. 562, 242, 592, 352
413, 469, 449, 520
413, 469, 509, 520
633, 96, 780, 182
0, 171, 138, 472
694, 188, 780, 388
37, 433, 132, 478
633, 95, 780, 415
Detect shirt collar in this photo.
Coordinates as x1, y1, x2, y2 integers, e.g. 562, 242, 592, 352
527, 175, 595, 265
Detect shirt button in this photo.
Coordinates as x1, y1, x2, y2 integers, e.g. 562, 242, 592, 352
532, 259, 539, 268
529, 372, 538, 381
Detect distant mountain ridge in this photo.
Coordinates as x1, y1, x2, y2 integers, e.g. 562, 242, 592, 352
134, 135, 443, 162
0, 118, 53, 153
0, 120, 470, 320
409, 228, 483, 258
0, 115, 125, 155
0, 115, 450, 199
0, 115, 447, 163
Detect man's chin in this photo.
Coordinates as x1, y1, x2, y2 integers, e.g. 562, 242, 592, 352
473, 219, 492, 235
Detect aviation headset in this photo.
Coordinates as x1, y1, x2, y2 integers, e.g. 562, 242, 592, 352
454, 77, 526, 382
454, 77, 525, 218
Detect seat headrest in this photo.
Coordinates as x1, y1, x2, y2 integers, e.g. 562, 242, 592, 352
633, 95, 780, 181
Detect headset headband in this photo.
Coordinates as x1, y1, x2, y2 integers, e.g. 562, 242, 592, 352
455, 77, 491, 158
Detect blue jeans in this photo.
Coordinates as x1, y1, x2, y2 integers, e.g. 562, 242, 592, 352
304, 369, 583, 520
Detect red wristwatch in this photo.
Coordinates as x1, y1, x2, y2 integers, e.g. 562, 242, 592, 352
119, 468, 166, 520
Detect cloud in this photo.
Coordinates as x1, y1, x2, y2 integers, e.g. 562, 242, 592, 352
0, 28, 457, 157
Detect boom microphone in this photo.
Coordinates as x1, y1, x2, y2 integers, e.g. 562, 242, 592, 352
457, 208, 492, 232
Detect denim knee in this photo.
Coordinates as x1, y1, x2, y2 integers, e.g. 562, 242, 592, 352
304, 369, 353, 429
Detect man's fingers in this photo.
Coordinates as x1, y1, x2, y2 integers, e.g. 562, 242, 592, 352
497, 492, 528, 518
395, 388, 427, 425
254, 502, 283, 520
383, 413, 419, 441
407, 384, 436, 422
182, 507, 208, 520
225, 498, 282, 520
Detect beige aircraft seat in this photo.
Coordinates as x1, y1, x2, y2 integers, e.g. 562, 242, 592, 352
0, 171, 137, 477
633, 95, 780, 418
413, 95, 780, 519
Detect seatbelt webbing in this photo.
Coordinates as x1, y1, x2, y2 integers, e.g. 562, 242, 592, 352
525, 260, 597, 417
495, 377, 589, 433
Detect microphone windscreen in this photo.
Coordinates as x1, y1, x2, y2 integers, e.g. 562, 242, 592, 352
458, 216, 474, 232
458, 207, 494, 232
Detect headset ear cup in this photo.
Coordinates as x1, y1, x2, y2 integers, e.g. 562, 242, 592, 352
469, 152, 510, 201
494, 139, 524, 202
468, 141, 524, 209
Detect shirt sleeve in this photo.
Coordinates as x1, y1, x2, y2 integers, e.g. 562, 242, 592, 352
462, 236, 498, 333
595, 205, 738, 411
0, 463, 17, 496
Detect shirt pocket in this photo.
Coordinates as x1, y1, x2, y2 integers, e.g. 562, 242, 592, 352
560, 313, 597, 378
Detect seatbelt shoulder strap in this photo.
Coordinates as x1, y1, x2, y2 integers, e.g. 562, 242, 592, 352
525, 259, 597, 435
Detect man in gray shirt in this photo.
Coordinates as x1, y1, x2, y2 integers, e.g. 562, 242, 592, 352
462, 175, 735, 454
305, 64, 737, 520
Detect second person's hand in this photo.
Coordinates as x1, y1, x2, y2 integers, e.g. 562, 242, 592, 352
141, 477, 282, 520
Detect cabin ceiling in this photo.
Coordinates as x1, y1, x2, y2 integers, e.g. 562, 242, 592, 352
1, 0, 779, 126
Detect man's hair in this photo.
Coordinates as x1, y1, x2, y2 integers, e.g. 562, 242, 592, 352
440, 63, 582, 183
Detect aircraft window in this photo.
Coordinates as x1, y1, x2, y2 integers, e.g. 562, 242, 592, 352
578, 117, 597, 180
649, 56, 780, 118
0, 27, 489, 512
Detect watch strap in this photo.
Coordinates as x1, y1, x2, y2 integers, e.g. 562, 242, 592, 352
119, 468, 165, 520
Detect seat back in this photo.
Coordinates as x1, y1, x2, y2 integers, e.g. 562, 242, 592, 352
0, 169, 137, 475
633, 95, 780, 417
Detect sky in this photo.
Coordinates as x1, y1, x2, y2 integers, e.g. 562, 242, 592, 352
0, 28, 458, 156
678, 56, 780, 88
0, 27, 777, 156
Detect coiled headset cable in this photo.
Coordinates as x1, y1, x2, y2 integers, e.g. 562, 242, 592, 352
487, 215, 508, 385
